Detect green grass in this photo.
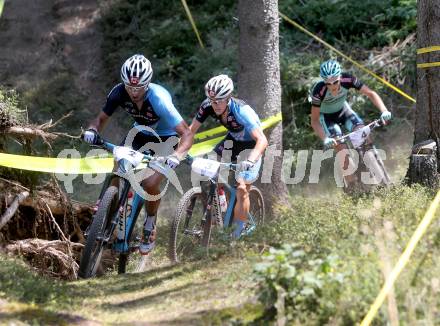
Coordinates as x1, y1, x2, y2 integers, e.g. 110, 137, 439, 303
2, 184, 440, 325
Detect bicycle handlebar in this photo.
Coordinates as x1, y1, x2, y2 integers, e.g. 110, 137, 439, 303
82, 133, 155, 163
334, 119, 385, 145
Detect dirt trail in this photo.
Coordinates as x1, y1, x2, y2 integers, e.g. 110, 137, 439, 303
0, 0, 121, 135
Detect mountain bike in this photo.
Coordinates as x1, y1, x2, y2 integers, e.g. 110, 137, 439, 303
335, 119, 391, 192
168, 157, 265, 263
79, 137, 169, 278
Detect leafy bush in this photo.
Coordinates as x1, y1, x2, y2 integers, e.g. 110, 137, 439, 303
243, 185, 440, 324
279, 0, 416, 49
0, 88, 27, 130
253, 244, 344, 324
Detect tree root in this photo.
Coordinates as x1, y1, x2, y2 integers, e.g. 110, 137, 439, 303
3, 239, 83, 280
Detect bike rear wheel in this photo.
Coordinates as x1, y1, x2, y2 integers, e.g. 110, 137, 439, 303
169, 187, 220, 263
79, 186, 119, 278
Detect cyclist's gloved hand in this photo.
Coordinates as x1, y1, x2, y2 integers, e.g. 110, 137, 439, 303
380, 110, 392, 124
83, 129, 99, 145
240, 159, 255, 171
323, 137, 337, 149
165, 155, 180, 169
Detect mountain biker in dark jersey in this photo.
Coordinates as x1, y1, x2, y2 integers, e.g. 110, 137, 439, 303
189, 75, 268, 238
83, 54, 193, 255
310, 59, 392, 186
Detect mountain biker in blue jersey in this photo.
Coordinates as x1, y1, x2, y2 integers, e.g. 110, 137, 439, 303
189, 75, 268, 238
83, 54, 193, 255
310, 59, 392, 186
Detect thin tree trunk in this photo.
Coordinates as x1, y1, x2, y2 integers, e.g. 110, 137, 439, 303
408, 0, 440, 186
238, 0, 288, 213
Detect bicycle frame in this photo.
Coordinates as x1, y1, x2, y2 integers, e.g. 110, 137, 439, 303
204, 163, 258, 232
93, 141, 153, 253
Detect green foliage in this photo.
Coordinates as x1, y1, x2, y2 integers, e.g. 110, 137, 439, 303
0, 88, 27, 130
243, 185, 440, 324
279, 0, 416, 49
100, 0, 237, 121
253, 244, 344, 324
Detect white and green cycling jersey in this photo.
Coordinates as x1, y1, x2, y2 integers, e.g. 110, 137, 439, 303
310, 72, 363, 114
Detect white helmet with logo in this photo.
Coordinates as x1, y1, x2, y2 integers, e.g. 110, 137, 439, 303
120, 54, 153, 86
204, 74, 234, 99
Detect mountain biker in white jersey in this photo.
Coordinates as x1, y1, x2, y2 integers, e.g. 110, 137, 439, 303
83, 54, 193, 255
189, 75, 268, 238
310, 59, 392, 186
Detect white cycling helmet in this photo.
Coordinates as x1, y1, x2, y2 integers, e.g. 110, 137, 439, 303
204, 74, 234, 99
120, 54, 153, 86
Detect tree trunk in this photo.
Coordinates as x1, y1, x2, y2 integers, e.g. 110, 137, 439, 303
408, 0, 440, 186
238, 0, 288, 213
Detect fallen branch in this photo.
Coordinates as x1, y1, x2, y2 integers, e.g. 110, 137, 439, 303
1, 126, 58, 140
0, 191, 29, 230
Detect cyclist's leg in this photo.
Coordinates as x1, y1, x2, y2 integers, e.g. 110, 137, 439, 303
343, 102, 365, 134
322, 111, 357, 185
133, 132, 177, 255
232, 157, 262, 238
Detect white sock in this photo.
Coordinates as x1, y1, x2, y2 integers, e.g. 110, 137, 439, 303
144, 215, 156, 231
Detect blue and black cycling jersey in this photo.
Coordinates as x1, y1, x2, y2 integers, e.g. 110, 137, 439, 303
102, 83, 183, 136
195, 97, 262, 161
195, 97, 261, 142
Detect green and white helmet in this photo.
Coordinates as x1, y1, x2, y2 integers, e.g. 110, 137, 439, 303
320, 60, 341, 80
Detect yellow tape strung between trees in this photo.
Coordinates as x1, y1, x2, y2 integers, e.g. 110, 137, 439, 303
0, 113, 282, 174
279, 12, 416, 104
360, 190, 440, 326
180, 0, 204, 49
417, 46, 440, 54
194, 125, 227, 140
417, 62, 440, 69
0, 0, 4, 18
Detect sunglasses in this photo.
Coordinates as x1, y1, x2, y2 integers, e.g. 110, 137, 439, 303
125, 84, 148, 93
325, 79, 340, 86
209, 98, 228, 105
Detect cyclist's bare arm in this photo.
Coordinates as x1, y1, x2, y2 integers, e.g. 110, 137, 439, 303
189, 118, 202, 135
173, 120, 194, 160
248, 127, 268, 162
311, 106, 326, 140
359, 85, 388, 113
87, 111, 110, 133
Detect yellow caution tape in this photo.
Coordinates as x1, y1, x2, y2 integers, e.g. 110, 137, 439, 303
279, 12, 416, 104
194, 112, 282, 141
0, 112, 282, 173
360, 190, 440, 326
194, 125, 227, 140
190, 113, 281, 156
180, 0, 204, 49
0, 153, 114, 174
417, 46, 440, 54
417, 62, 440, 69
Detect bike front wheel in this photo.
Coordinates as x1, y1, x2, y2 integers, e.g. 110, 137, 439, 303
169, 187, 218, 263
79, 186, 119, 278
249, 186, 265, 226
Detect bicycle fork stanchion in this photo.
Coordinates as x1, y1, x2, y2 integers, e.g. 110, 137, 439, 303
223, 186, 236, 228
